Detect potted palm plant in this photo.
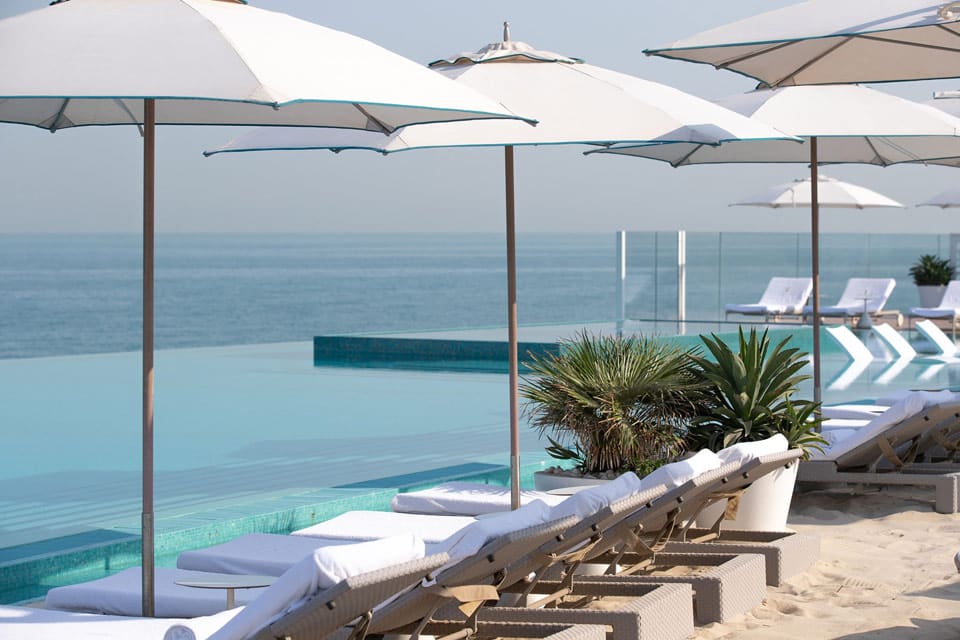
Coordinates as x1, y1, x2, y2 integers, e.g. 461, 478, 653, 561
910, 254, 955, 307
687, 327, 826, 530
521, 330, 706, 490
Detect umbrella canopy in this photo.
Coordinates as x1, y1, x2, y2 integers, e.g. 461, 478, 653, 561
591, 83, 960, 406
732, 175, 906, 209
207, 36, 793, 154
0, 0, 529, 617
917, 187, 960, 207
0, 0, 526, 130
205, 25, 797, 512
592, 85, 960, 165
644, 0, 960, 87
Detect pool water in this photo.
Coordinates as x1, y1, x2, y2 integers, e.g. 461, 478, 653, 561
1, 321, 957, 603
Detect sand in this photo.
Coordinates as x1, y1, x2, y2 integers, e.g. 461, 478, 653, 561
691, 486, 960, 639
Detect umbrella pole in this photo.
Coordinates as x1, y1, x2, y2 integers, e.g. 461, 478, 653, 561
505, 145, 521, 510
142, 98, 156, 617
810, 136, 822, 410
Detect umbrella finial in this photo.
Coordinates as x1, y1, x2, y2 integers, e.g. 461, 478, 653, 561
939, 2, 960, 21
503, 22, 511, 42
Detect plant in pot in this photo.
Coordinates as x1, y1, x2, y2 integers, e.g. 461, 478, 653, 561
909, 254, 955, 308
520, 330, 707, 490
687, 327, 826, 530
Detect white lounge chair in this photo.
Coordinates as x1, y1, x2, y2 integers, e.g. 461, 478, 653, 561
915, 318, 960, 359
824, 325, 873, 390
910, 280, 960, 337
804, 277, 899, 326
29, 536, 448, 640
723, 276, 813, 321
800, 395, 960, 513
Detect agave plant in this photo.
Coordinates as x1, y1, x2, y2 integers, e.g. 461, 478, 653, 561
688, 327, 826, 458
520, 330, 706, 475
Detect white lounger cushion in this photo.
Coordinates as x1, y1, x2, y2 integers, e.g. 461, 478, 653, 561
0, 605, 237, 640
547, 471, 645, 521
813, 394, 926, 460
716, 434, 789, 466
178, 533, 354, 576
45, 567, 267, 618
206, 534, 426, 640
47, 535, 426, 627
391, 481, 566, 515
724, 277, 812, 315
877, 389, 959, 407
636, 449, 723, 491
291, 510, 475, 543
431, 499, 553, 561
821, 403, 888, 420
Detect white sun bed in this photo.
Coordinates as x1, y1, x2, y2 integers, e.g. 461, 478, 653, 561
390, 481, 566, 515
799, 395, 960, 513
914, 319, 960, 359
723, 276, 812, 321
35, 535, 446, 640
910, 280, 960, 336
390, 449, 724, 517
804, 277, 899, 325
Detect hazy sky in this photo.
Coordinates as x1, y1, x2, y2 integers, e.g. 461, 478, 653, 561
2, 0, 960, 234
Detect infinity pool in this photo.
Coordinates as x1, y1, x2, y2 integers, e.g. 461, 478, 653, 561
1, 321, 958, 602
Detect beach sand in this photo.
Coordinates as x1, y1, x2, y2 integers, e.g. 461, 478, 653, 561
690, 486, 960, 639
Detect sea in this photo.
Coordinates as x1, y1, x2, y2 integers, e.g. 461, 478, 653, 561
0, 231, 952, 359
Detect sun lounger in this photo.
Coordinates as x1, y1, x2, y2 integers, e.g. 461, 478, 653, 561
914, 318, 960, 358
27, 537, 448, 640
496, 442, 812, 621
178, 472, 656, 577
392, 481, 566, 515
871, 322, 917, 360
723, 276, 812, 321
391, 449, 725, 518
824, 324, 874, 389
910, 280, 960, 337
798, 395, 960, 513
804, 277, 899, 326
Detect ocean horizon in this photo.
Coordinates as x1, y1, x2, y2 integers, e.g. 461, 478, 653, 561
0, 230, 950, 359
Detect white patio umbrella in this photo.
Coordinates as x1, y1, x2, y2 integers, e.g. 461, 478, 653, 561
644, 0, 960, 87
732, 175, 906, 210
206, 25, 797, 510
591, 83, 960, 405
0, 0, 528, 616
917, 187, 960, 207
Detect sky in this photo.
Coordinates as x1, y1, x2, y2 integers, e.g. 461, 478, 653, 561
2, 0, 960, 234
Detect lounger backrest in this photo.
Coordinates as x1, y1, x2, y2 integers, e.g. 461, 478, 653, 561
499, 485, 669, 587
760, 277, 813, 310
938, 280, 960, 309
673, 449, 803, 524
871, 323, 917, 359
824, 397, 951, 469
835, 278, 895, 312
367, 515, 576, 634
253, 554, 449, 640
915, 319, 959, 356
825, 325, 874, 362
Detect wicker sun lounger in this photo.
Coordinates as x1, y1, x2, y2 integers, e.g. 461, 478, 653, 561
798, 401, 960, 514
6, 552, 449, 640
494, 452, 807, 624
354, 514, 696, 640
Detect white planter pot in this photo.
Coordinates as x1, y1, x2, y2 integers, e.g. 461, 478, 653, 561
695, 462, 799, 532
533, 470, 609, 492
918, 285, 946, 308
